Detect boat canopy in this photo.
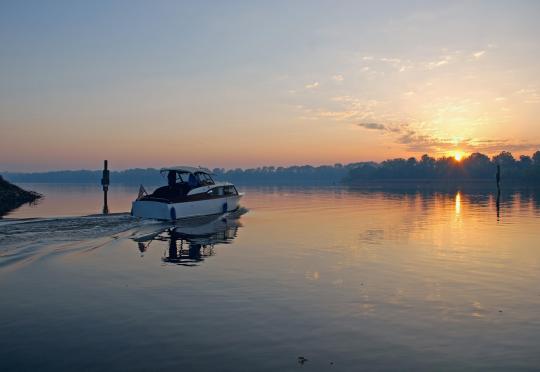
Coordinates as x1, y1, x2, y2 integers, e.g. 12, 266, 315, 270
160, 166, 213, 175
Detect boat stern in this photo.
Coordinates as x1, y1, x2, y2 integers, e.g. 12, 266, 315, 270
131, 200, 174, 221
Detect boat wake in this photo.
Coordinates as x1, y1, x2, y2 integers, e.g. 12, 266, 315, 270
0, 208, 249, 270
1, 213, 130, 241
0, 213, 156, 259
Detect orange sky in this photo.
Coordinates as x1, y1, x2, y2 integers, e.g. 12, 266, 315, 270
1, 1, 539, 171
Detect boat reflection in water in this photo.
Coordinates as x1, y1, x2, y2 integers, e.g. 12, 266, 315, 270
132, 209, 245, 267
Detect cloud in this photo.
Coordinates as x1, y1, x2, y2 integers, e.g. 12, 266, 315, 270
395, 128, 540, 154
358, 54, 415, 73
358, 122, 403, 133
358, 46, 492, 75
466, 139, 540, 153
426, 59, 448, 69
300, 96, 380, 121
473, 50, 486, 59
377, 57, 414, 72
380, 57, 402, 65
358, 122, 386, 130
515, 88, 540, 103
396, 129, 452, 151
305, 82, 319, 89
298, 94, 539, 155
332, 75, 344, 82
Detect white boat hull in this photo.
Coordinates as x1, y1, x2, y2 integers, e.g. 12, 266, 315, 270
131, 194, 242, 221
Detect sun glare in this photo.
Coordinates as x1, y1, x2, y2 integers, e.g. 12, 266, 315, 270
455, 191, 461, 215
453, 152, 463, 161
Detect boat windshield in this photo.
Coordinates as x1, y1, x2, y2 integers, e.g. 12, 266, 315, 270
195, 172, 215, 186
164, 170, 215, 188
169, 171, 188, 184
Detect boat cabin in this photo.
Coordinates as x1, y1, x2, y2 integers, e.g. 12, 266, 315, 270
139, 166, 238, 203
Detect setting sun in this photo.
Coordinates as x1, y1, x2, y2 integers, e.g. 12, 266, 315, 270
454, 152, 463, 161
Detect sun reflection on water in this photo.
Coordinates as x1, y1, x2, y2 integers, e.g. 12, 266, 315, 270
455, 191, 461, 215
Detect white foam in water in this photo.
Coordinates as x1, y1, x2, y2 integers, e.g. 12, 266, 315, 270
0, 214, 153, 251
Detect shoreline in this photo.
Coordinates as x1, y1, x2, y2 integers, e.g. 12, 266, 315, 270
0, 176, 42, 217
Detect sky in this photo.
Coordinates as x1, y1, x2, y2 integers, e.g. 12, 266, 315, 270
1, 0, 539, 171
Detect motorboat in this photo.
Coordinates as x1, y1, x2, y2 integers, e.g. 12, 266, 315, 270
131, 166, 243, 220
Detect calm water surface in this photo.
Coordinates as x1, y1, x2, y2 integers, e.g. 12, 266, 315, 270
1, 184, 540, 371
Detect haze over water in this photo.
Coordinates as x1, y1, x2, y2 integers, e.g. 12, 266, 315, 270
1, 185, 539, 371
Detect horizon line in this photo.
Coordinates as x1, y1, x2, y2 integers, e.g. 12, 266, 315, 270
3, 149, 539, 174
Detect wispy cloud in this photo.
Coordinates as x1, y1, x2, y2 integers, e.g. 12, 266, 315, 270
299, 96, 380, 121
380, 57, 402, 66
426, 59, 448, 70
396, 129, 452, 151
396, 128, 540, 154
515, 88, 540, 103
357, 122, 471, 152
358, 122, 402, 133
317, 94, 537, 153
300, 91, 539, 154
368, 47, 492, 73
472, 50, 486, 59
358, 122, 386, 130
294, 44, 537, 156
357, 47, 491, 75
363, 56, 414, 73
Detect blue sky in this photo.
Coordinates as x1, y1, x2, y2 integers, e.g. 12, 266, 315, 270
1, 1, 539, 171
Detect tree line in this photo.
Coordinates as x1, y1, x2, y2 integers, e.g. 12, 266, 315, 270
3, 150, 540, 185
3, 165, 352, 185
345, 151, 540, 183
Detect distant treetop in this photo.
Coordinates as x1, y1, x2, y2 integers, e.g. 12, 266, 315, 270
3, 150, 540, 185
